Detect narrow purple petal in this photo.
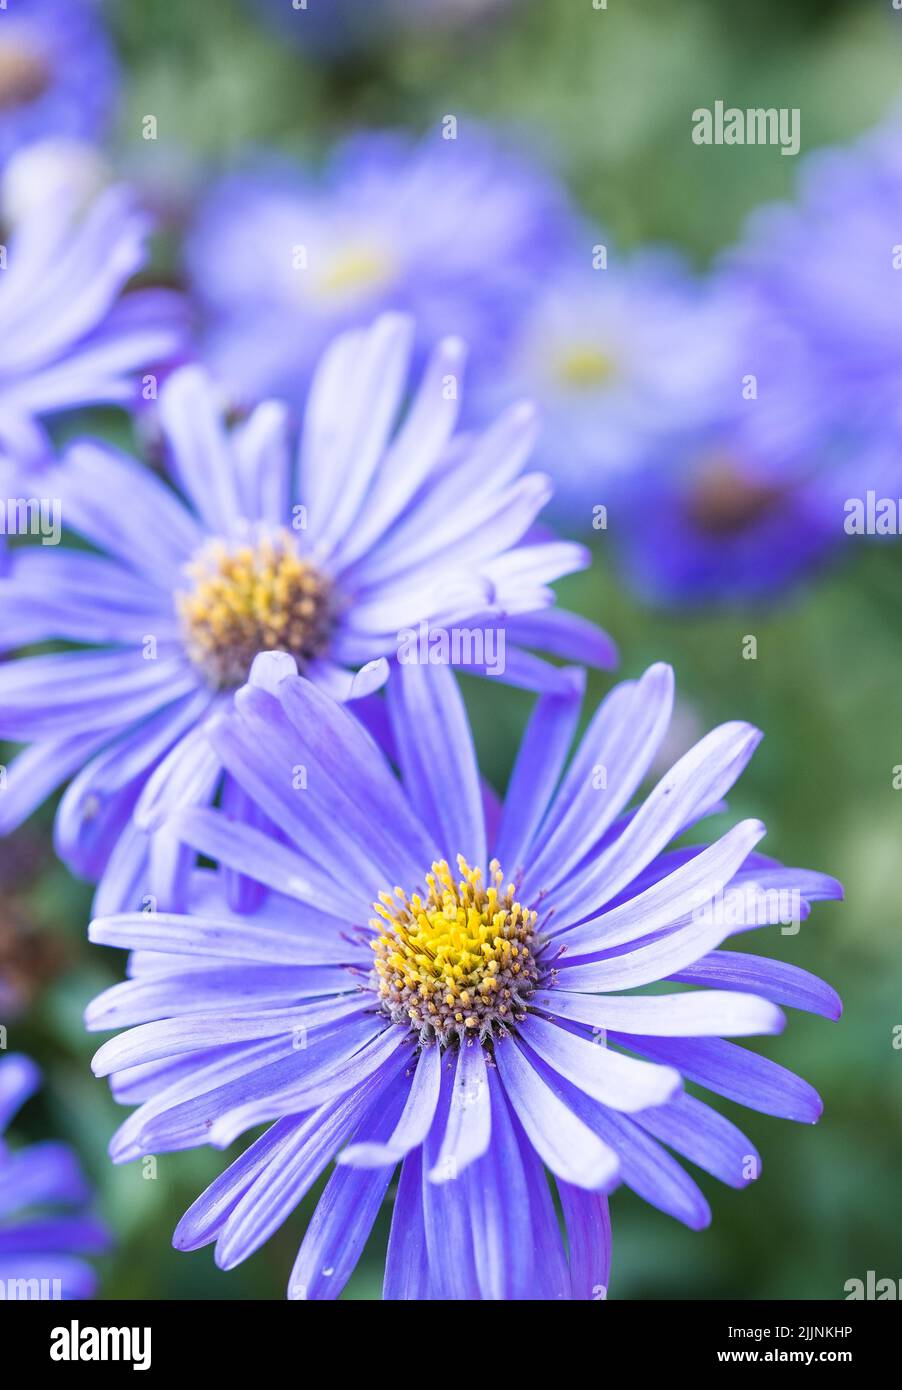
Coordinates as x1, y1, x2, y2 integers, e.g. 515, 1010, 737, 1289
461, 1069, 536, 1300
670, 950, 842, 1020
428, 1041, 491, 1182
574, 720, 764, 912
387, 661, 485, 867
622, 1034, 824, 1123
287, 1072, 411, 1300
554, 897, 743, 991
492, 670, 585, 871
420, 1060, 480, 1299
503, 608, 618, 670
523, 664, 674, 896
494, 1038, 619, 1189
635, 1093, 761, 1189
213, 1074, 392, 1270
533, 986, 785, 1038
518, 1017, 682, 1113
558, 1182, 611, 1301
340, 1043, 441, 1168
383, 1150, 431, 1300
552, 818, 770, 954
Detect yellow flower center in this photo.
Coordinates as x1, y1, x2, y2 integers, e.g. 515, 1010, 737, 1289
0, 42, 50, 111
176, 530, 335, 689
371, 856, 541, 1047
312, 243, 398, 303
555, 343, 618, 389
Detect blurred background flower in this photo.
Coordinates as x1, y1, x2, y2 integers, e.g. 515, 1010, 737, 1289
609, 282, 843, 604
734, 115, 902, 454
185, 126, 567, 406
0, 143, 187, 468
0, 1053, 110, 1297
0, 0, 117, 172
475, 246, 722, 525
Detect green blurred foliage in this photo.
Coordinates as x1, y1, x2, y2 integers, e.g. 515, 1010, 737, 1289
4, 0, 902, 1301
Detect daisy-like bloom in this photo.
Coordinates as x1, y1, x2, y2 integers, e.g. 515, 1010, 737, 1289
0, 1053, 109, 1299
478, 249, 726, 525
616, 454, 838, 606
610, 296, 831, 605
0, 313, 614, 916
735, 116, 902, 454
616, 115, 902, 603
185, 127, 568, 405
0, 0, 117, 172
607, 274, 900, 605
85, 654, 842, 1300
0, 144, 187, 466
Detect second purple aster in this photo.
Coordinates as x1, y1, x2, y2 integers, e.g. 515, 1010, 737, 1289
0, 312, 614, 916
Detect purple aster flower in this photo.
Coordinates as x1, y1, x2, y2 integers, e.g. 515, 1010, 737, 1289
605, 257, 902, 606
615, 116, 902, 605
0, 312, 614, 916
477, 245, 846, 601
615, 470, 836, 608
0, 0, 117, 170
0, 1053, 109, 1299
0, 154, 187, 466
477, 248, 726, 526
85, 655, 841, 1300
185, 126, 568, 406
734, 115, 902, 456
607, 281, 840, 604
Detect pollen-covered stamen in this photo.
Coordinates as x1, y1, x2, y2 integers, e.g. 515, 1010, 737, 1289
0, 44, 51, 111
371, 856, 541, 1047
176, 529, 335, 689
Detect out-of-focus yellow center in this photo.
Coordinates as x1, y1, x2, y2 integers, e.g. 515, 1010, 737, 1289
555, 343, 618, 389
0, 42, 50, 110
313, 243, 398, 301
372, 856, 540, 1046
176, 530, 334, 689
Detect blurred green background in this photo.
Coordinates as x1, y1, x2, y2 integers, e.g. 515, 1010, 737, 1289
5, 0, 902, 1299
